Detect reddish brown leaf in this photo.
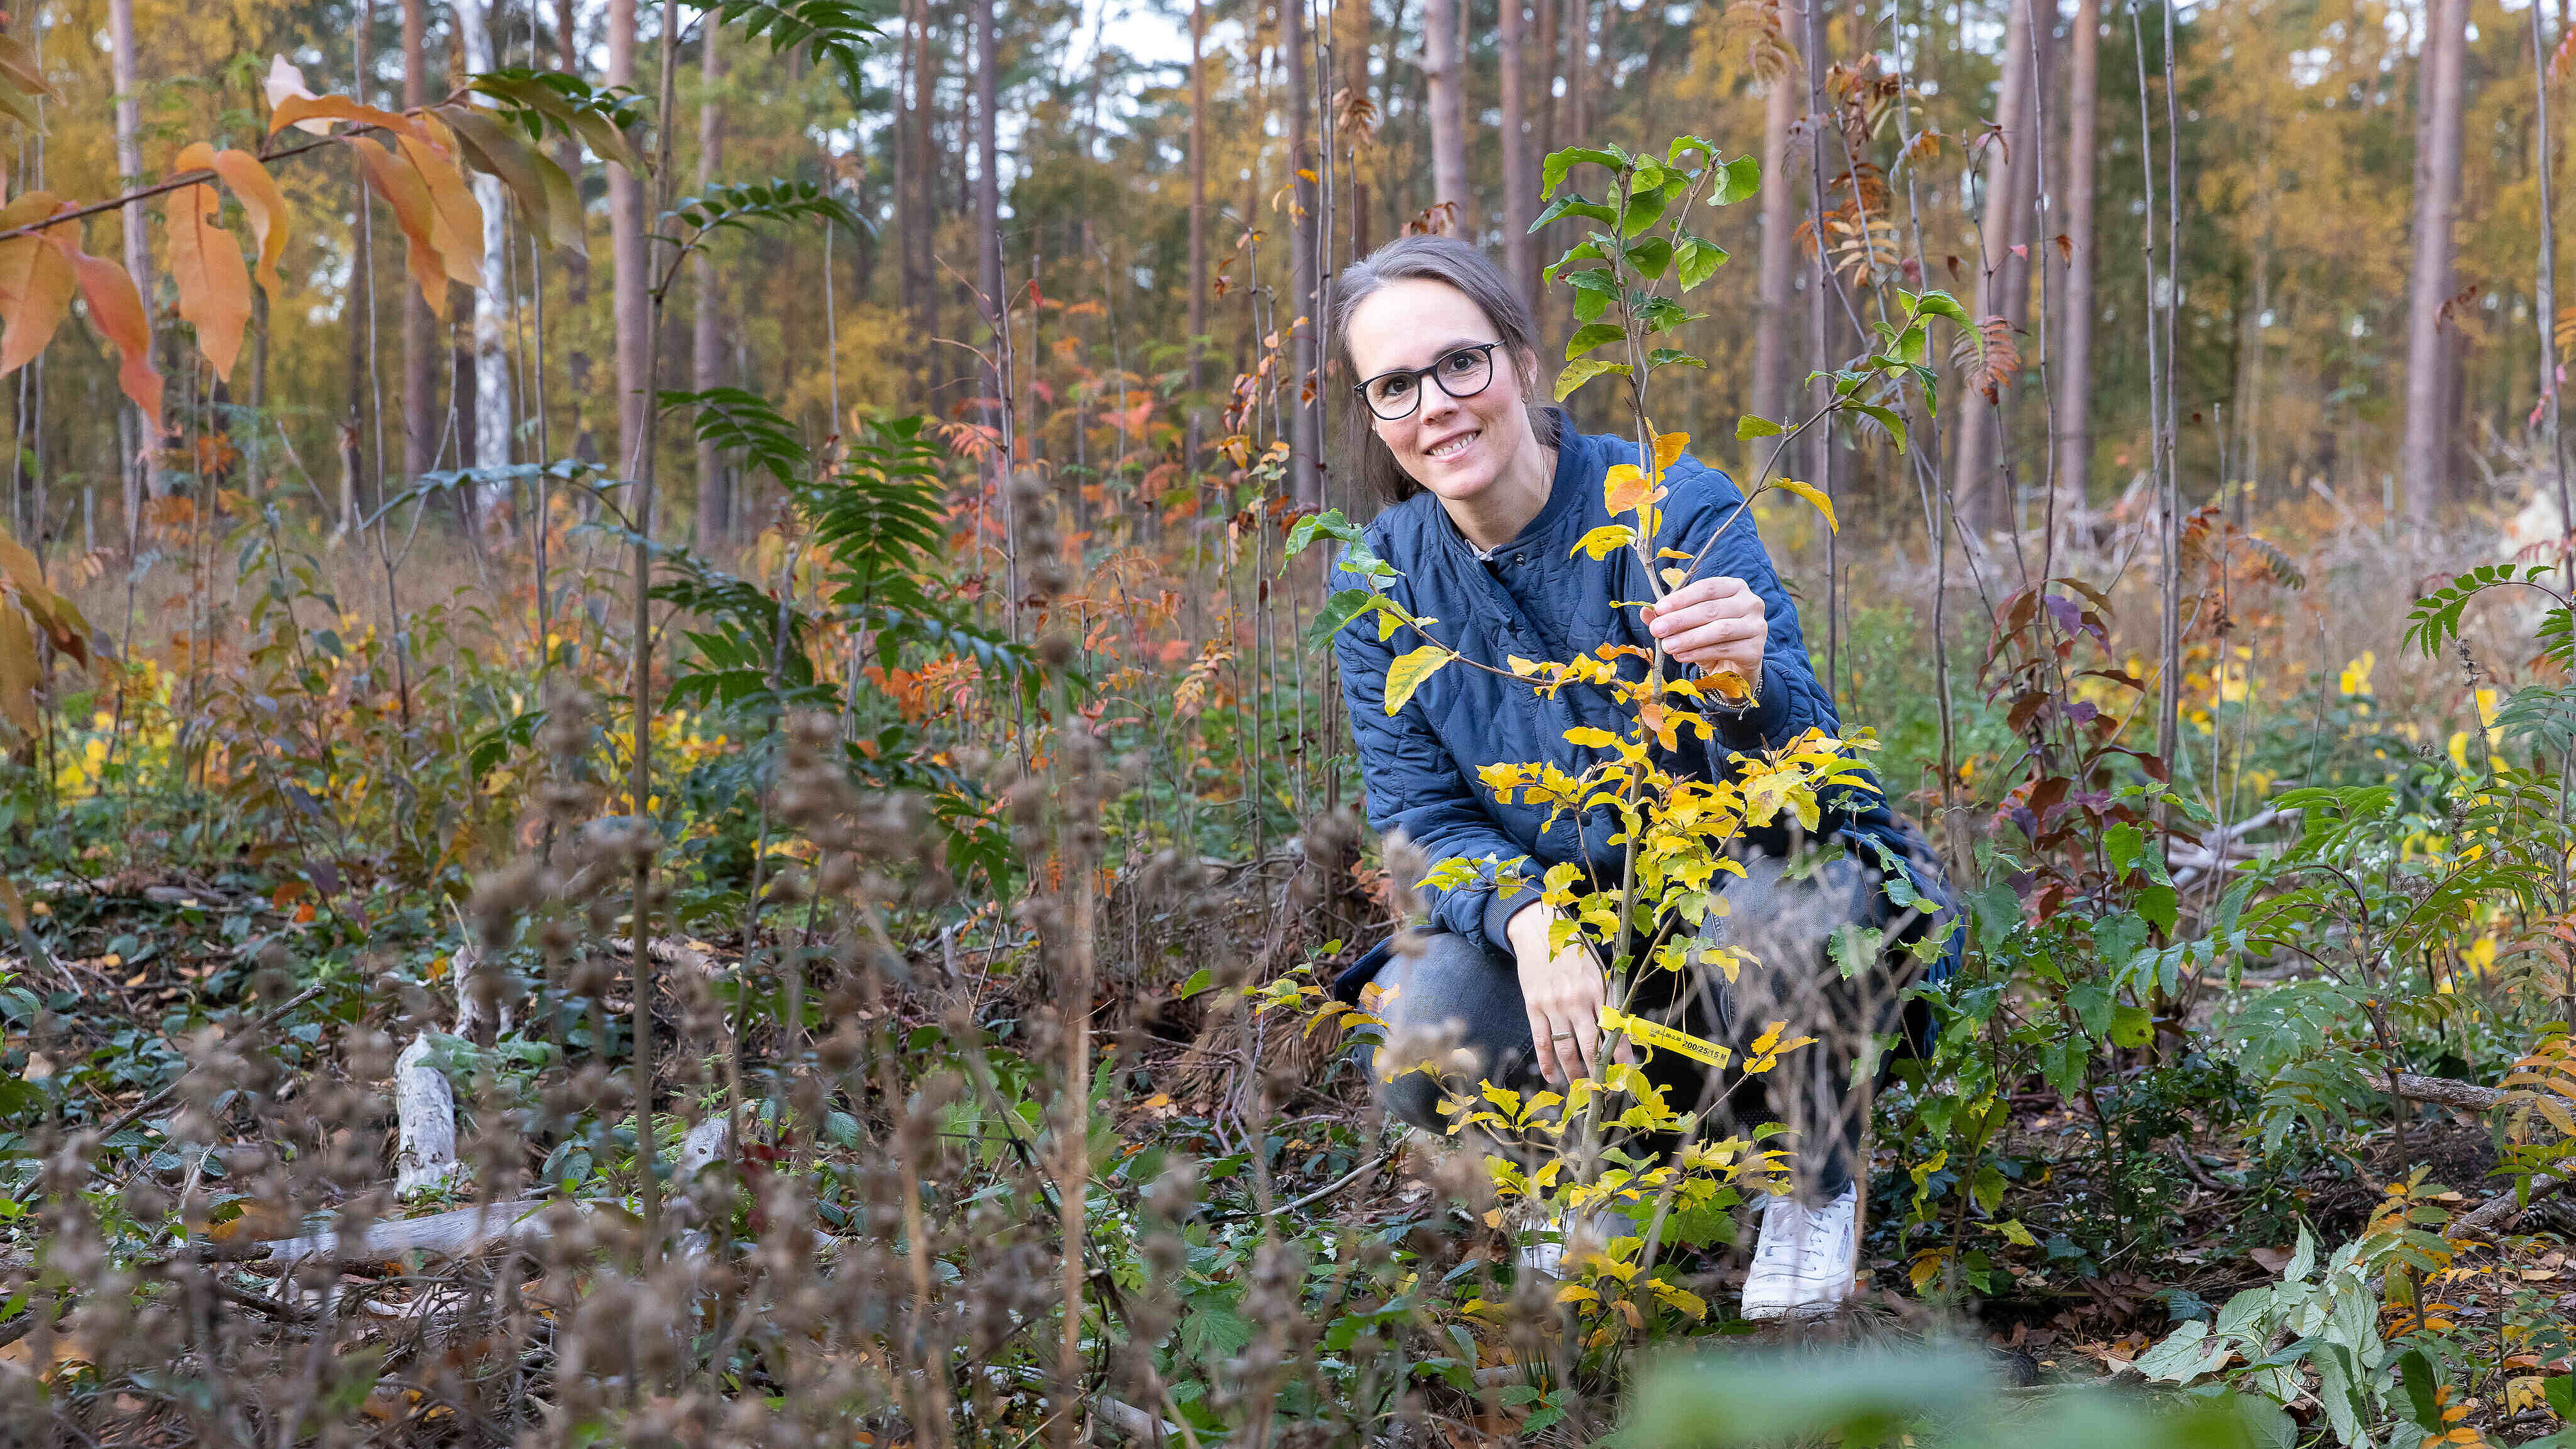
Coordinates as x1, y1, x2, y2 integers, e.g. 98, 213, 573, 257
0, 191, 72, 377
52, 237, 161, 433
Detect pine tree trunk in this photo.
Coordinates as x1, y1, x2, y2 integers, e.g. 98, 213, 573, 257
1423, 0, 1469, 232
108, 0, 154, 502
2404, 0, 2469, 530
1952, 0, 2035, 538
1752, 71, 1798, 461
609, 0, 649, 474
2054, 0, 2099, 510
976, 0, 1002, 423
402, 0, 437, 486
693, 23, 727, 550
1188, 0, 1208, 458
1500, 0, 1537, 302
1285, 0, 1322, 503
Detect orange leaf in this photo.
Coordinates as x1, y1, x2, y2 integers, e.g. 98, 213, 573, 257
349, 136, 449, 320
399, 124, 485, 287
52, 237, 161, 433
269, 93, 426, 143
199, 147, 292, 295
164, 178, 252, 378
1651, 431, 1690, 475
0, 191, 73, 377
1605, 462, 1652, 515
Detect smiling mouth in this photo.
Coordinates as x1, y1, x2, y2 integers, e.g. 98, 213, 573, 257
1425, 431, 1479, 460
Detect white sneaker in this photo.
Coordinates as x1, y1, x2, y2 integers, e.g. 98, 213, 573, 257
1514, 1207, 1621, 1278
1741, 1183, 1860, 1319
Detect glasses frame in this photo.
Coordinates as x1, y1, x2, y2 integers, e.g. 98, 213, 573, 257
1350, 341, 1506, 421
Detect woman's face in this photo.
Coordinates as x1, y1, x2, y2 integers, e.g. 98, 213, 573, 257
1345, 278, 1540, 508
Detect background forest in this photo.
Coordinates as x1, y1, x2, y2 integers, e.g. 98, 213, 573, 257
0, 0, 2572, 1443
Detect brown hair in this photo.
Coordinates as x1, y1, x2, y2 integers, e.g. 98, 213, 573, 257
1329, 235, 1552, 507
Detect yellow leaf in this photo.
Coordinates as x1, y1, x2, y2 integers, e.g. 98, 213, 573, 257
268, 92, 427, 143
1572, 524, 1637, 560
1382, 644, 1454, 716
1996, 1219, 2038, 1247
1651, 431, 1689, 474
1777, 478, 1838, 533
1556, 1283, 1598, 1304
162, 175, 252, 378
1660, 567, 1686, 588
1604, 463, 1651, 515
1562, 726, 1620, 748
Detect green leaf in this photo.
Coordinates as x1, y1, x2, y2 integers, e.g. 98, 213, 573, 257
1556, 358, 1630, 400
1540, 145, 1630, 201
1709, 153, 1761, 205
1565, 322, 1627, 359
2137, 882, 2179, 934
1665, 134, 1719, 169
1383, 645, 1455, 715
2545, 1372, 2575, 1421
1542, 239, 1605, 288
1848, 402, 1907, 452
1736, 414, 1785, 439
1624, 234, 1675, 279
1907, 288, 1973, 329
1620, 181, 1670, 238
1175, 967, 1217, 1000
1308, 588, 1379, 648
1645, 348, 1707, 370
2110, 1004, 2154, 1048
1676, 234, 1729, 290
1533, 193, 1621, 231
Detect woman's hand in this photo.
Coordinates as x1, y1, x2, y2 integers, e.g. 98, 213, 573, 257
1506, 905, 1625, 1084
1641, 576, 1767, 691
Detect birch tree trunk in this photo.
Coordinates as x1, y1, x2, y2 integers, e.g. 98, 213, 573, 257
402, 0, 437, 486
1952, 0, 2036, 539
1423, 0, 1470, 232
1285, 0, 1322, 503
1500, 0, 1537, 302
556, 0, 597, 467
609, 0, 650, 475
107, 0, 155, 502
458, 0, 513, 515
2402, 0, 2468, 531
693, 24, 728, 549
2054, 0, 2099, 511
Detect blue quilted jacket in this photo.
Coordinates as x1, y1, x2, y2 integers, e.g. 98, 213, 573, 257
1330, 414, 1957, 993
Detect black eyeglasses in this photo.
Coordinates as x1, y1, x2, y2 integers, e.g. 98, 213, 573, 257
1352, 342, 1503, 421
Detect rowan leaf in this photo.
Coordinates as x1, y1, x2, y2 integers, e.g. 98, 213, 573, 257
54, 239, 162, 433
1777, 479, 1838, 533
349, 135, 451, 320
163, 178, 254, 378
1383, 645, 1455, 716
400, 124, 486, 287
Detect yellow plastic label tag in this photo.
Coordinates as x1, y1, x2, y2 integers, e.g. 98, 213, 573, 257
1600, 1007, 1732, 1068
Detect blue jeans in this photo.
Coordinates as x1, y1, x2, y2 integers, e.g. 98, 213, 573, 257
1360, 851, 1931, 1202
